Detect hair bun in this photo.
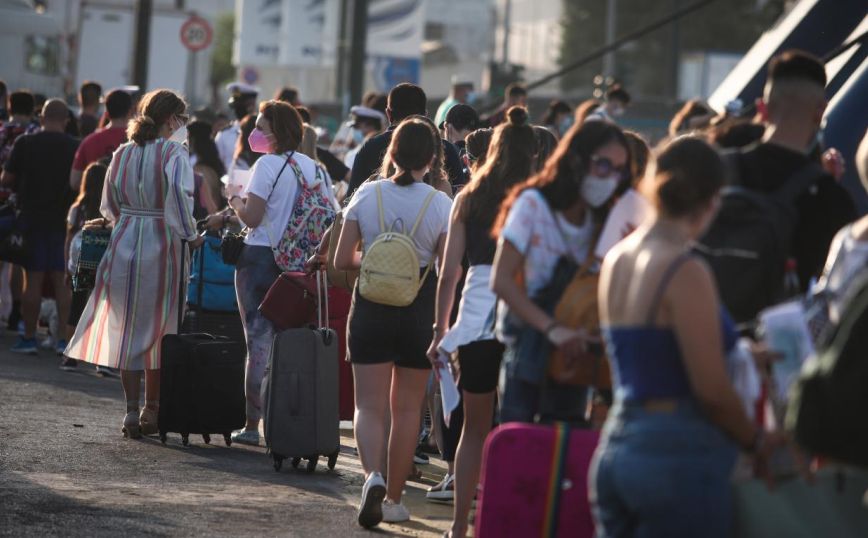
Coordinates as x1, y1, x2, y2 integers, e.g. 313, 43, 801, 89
140, 116, 155, 125
506, 106, 528, 127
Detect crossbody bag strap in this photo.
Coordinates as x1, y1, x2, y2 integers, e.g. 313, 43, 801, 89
550, 198, 600, 276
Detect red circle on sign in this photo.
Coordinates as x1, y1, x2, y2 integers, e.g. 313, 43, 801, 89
180, 15, 212, 52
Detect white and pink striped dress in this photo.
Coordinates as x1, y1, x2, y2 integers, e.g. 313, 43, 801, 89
66, 138, 198, 370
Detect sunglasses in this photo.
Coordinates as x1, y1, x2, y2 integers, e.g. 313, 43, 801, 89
590, 155, 629, 181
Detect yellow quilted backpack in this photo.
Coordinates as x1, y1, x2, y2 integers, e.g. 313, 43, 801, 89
359, 183, 437, 307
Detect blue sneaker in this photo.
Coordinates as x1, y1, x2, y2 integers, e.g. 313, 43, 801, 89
55, 339, 67, 356
11, 337, 38, 355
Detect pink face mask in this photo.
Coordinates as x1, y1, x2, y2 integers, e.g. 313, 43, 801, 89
248, 128, 273, 154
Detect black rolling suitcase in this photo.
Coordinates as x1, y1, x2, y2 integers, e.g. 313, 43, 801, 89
262, 271, 340, 472
158, 240, 247, 447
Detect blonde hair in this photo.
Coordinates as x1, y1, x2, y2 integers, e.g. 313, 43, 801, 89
127, 90, 186, 145
298, 123, 318, 160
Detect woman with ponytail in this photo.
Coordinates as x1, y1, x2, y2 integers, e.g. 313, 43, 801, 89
335, 117, 452, 528
65, 89, 202, 439
427, 106, 537, 537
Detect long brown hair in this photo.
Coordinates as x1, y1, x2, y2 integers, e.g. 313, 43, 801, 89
127, 90, 186, 146
233, 114, 261, 166
463, 106, 536, 227
74, 162, 107, 222
492, 120, 630, 237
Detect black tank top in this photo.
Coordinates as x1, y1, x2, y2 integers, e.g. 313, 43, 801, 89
465, 219, 497, 266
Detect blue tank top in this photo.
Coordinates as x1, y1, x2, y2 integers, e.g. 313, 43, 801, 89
603, 255, 740, 402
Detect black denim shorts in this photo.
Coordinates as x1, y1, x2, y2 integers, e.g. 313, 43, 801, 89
457, 339, 505, 394
347, 271, 436, 370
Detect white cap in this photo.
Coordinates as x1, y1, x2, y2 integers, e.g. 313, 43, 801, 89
450, 74, 474, 87
225, 82, 259, 96
350, 105, 387, 124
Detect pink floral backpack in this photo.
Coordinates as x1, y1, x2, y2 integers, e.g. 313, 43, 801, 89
269, 157, 337, 272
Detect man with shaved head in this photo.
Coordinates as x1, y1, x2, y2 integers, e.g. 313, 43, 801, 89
738, 50, 856, 290
1, 98, 78, 355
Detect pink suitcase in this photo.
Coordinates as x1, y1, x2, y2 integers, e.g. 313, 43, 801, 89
475, 422, 600, 538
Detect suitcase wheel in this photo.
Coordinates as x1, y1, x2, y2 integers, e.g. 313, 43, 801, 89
223, 433, 232, 447
290, 457, 301, 469
327, 450, 339, 470
202, 433, 211, 445
159, 432, 167, 445
273, 455, 284, 472
305, 456, 318, 473
181, 434, 189, 447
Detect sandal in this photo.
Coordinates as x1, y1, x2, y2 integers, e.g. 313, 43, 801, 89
139, 400, 159, 436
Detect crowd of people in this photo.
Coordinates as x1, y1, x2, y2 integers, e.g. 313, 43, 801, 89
0, 46, 865, 537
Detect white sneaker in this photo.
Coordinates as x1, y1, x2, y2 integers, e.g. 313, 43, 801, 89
381, 499, 410, 523
357, 472, 386, 528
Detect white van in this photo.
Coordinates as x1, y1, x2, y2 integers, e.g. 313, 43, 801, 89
0, 0, 64, 97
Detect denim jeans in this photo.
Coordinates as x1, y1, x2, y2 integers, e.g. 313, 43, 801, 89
498, 343, 590, 424
235, 245, 280, 424
589, 400, 738, 538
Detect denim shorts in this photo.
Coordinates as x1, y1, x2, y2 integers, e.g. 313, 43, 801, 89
347, 270, 436, 370
590, 400, 739, 538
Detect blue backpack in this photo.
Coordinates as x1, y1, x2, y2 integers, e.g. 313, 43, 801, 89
188, 235, 238, 312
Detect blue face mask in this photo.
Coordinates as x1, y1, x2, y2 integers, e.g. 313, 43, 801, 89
558, 116, 574, 135
352, 128, 365, 145
465, 91, 478, 105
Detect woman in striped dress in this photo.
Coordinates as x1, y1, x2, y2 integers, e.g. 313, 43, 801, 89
66, 90, 203, 438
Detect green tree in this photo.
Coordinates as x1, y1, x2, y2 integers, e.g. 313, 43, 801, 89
209, 12, 235, 107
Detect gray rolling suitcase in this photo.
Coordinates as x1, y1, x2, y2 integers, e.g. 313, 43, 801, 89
262, 271, 341, 473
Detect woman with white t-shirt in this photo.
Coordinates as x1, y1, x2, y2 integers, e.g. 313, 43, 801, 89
491, 120, 631, 423
335, 118, 452, 528
226, 100, 334, 445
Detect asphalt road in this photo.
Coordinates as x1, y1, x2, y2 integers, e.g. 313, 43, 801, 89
0, 332, 455, 537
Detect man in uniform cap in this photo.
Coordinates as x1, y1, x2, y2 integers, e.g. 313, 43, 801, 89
434, 75, 476, 128
215, 82, 258, 171
343, 105, 387, 169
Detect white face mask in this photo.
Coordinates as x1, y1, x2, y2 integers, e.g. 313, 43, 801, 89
169, 123, 187, 144
581, 175, 619, 208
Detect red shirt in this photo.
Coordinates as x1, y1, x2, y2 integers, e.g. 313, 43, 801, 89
72, 126, 127, 171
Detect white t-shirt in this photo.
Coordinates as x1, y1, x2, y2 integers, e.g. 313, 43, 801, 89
499, 188, 594, 297
344, 179, 451, 266
595, 188, 654, 259
243, 152, 336, 248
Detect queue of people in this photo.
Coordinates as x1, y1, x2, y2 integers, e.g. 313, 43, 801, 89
1, 46, 865, 537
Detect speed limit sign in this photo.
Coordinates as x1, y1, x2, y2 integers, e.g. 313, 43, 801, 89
180, 15, 213, 52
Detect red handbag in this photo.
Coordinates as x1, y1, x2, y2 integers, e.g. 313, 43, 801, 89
258, 272, 318, 331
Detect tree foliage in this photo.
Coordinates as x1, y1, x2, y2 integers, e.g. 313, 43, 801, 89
210, 12, 235, 88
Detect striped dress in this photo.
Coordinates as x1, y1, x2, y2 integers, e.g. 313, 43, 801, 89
66, 139, 198, 370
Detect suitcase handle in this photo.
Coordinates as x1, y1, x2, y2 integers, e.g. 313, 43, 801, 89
315, 270, 329, 329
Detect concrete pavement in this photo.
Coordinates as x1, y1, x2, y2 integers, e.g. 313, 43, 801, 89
0, 332, 456, 537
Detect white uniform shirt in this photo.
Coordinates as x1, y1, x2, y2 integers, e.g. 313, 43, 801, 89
215, 121, 240, 172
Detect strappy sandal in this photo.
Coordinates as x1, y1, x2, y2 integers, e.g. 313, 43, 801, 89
139, 400, 159, 436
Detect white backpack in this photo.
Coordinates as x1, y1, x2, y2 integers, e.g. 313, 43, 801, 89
359, 183, 437, 307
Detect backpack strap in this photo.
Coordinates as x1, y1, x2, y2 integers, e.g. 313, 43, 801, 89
409, 189, 438, 239
645, 252, 694, 326
773, 162, 825, 205
375, 182, 386, 234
